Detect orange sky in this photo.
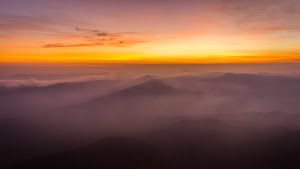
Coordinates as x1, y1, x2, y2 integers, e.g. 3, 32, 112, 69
1, 0, 300, 64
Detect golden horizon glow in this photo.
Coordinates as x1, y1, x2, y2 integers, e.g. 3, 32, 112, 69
1, 0, 300, 64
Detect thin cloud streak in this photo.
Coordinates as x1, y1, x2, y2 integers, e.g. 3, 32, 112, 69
43, 43, 104, 48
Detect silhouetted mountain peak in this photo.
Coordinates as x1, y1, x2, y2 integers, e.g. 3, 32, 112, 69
170, 119, 225, 130
137, 75, 155, 81
222, 73, 239, 78
117, 80, 175, 96
216, 73, 262, 82
127, 75, 156, 86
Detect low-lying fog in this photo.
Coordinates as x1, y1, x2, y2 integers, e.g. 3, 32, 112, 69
1, 64, 300, 169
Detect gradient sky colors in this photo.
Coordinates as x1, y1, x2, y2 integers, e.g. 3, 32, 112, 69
1, 0, 300, 64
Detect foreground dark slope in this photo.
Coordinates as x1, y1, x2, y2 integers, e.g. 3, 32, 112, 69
12, 119, 300, 169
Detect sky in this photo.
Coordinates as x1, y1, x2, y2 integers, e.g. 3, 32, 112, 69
1, 0, 300, 64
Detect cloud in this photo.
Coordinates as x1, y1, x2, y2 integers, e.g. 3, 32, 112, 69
0, 13, 65, 34
43, 40, 148, 48
75, 27, 119, 37
242, 25, 292, 35
222, 0, 300, 34
43, 42, 104, 48
0, 14, 50, 28
43, 27, 149, 48
0, 74, 113, 88
75, 27, 136, 37
0, 79, 44, 88
110, 39, 149, 47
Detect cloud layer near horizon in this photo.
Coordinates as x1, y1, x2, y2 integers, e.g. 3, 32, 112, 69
0, 75, 114, 88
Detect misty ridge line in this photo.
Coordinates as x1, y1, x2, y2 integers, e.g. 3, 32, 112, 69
2, 71, 300, 169
1, 72, 300, 89
2, 72, 300, 119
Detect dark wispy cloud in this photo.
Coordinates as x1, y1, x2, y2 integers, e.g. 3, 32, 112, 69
0, 12, 148, 48
43, 27, 148, 48
0, 11, 149, 48
43, 39, 148, 48
75, 27, 137, 37
43, 43, 104, 48
75, 27, 119, 37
